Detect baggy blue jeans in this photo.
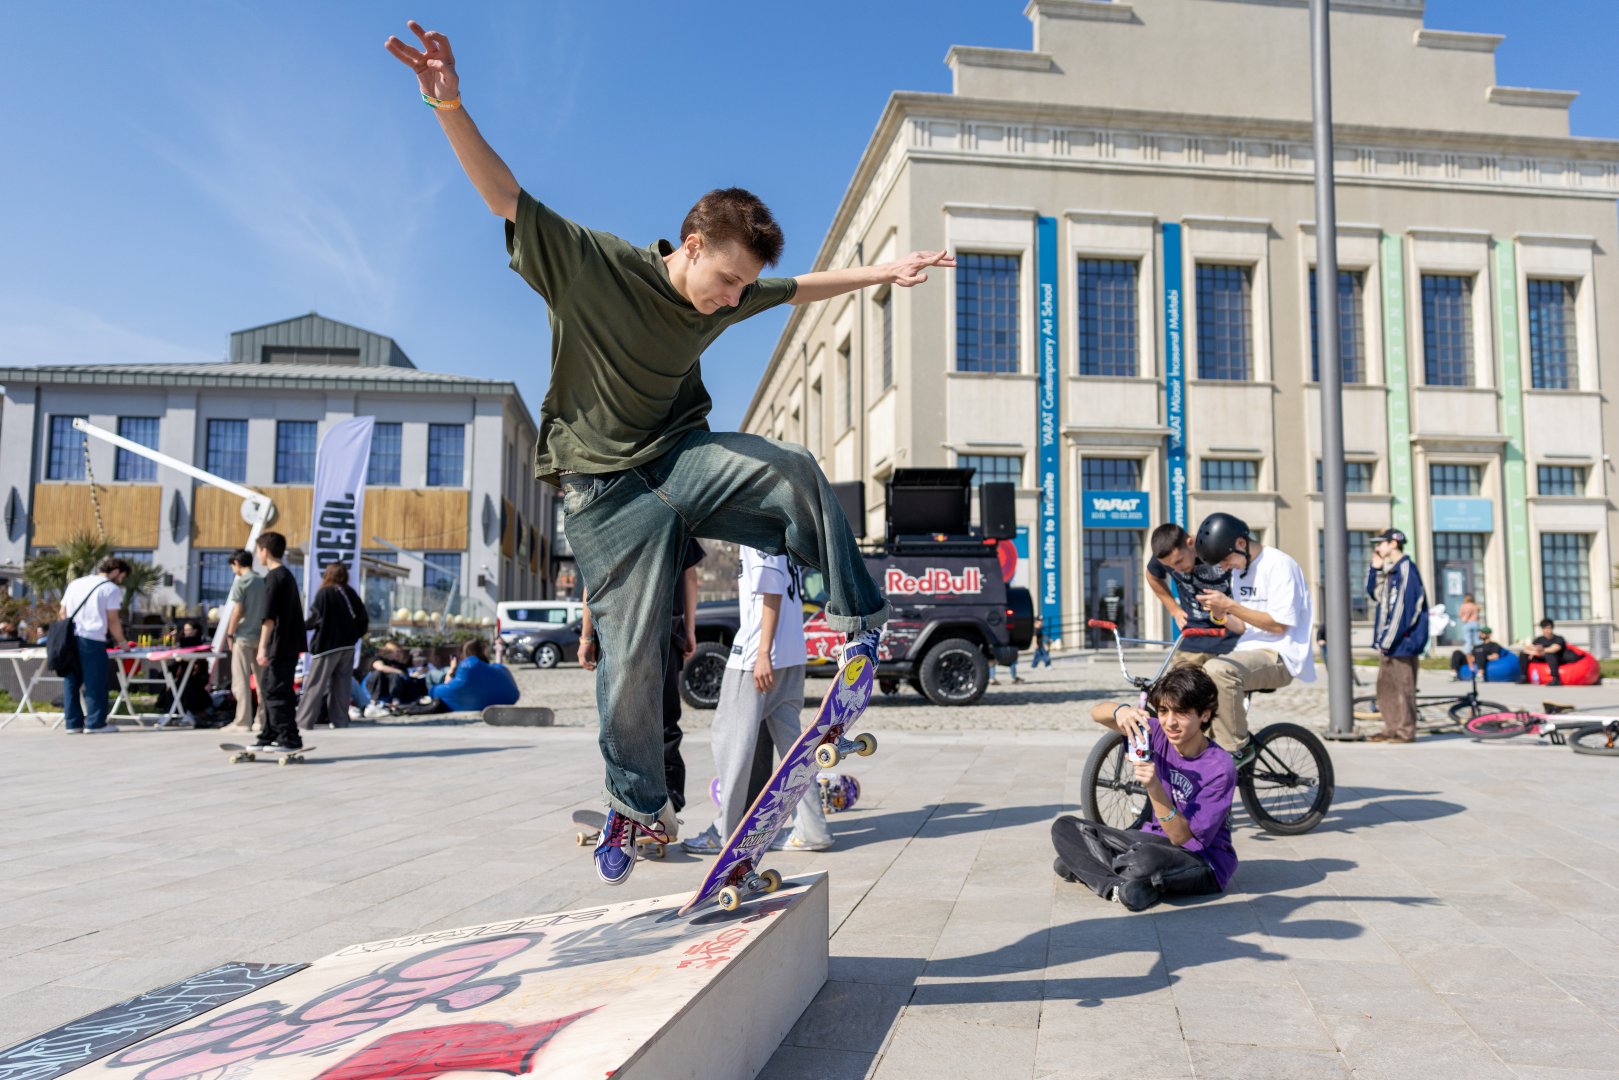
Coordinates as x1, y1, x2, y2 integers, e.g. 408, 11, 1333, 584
562, 430, 889, 825
63, 636, 111, 731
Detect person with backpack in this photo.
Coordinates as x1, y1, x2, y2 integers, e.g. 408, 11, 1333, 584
55, 557, 131, 734
297, 562, 369, 730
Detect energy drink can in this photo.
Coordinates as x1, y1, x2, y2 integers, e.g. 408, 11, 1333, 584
1125, 731, 1151, 764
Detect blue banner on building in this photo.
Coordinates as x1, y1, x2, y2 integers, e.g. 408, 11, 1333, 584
1162, 222, 1187, 527
1432, 497, 1495, 533
1083, 491, 1151, 529
1037, 215, 1063, 644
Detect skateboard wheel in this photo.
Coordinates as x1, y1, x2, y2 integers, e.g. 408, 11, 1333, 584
718, 886, 743, 912
854, 732, 878, 757
576, 832, 592, 846
814, 743, 841, 769
759, 868, 782, 894
652, 845, 667, 860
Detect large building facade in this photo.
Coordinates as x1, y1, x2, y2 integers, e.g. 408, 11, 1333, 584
0, 314, 553, 622
745, 0, 1619, 650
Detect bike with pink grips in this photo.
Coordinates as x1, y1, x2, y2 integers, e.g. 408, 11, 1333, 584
680, 655, 876, 915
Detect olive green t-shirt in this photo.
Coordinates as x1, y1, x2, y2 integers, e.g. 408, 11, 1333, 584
505, 190, 797, 485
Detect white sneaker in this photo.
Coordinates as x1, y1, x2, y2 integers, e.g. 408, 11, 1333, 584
772, 833, 834, 852
348, 705, 362, 721
363, 703, 388, 719
654, 801, 681, 844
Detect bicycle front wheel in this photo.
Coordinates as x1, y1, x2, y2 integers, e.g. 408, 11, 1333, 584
1568, 723, 1619, 757
1080, 731, 1151, 830
1239, 723, 1335, 835
1351, 695, 1381, 722
1447, 699, 1510, 729
1464, 711, 1531, 739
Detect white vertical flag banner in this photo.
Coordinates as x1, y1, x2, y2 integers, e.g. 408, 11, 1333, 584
307, 416, 376, 608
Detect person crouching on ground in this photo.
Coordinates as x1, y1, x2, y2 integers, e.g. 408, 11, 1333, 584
1051, 666, 1237, 911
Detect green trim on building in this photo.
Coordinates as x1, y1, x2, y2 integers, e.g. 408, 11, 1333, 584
1494, 239, 1535, 642
1380, 234, 1415, 540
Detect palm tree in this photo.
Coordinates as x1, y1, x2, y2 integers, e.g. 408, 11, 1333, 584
23, 530, 164, 613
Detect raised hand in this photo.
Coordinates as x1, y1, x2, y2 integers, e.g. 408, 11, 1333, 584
384, 20, 460, 101
884, 250, 956, 288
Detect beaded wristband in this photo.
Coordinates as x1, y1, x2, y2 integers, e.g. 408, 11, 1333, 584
422, 92, 462, 110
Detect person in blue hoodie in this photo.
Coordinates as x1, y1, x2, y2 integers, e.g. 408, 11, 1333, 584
401, 638, 519, 715
1366, 528, 1429, 744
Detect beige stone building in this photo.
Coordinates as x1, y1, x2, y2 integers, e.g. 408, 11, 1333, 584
743, 0, 1619, 652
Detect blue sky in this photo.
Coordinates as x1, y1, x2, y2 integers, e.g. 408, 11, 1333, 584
2, 1, 1615, 430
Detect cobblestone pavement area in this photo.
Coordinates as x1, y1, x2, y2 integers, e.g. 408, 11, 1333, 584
2, 657, 1617, 1076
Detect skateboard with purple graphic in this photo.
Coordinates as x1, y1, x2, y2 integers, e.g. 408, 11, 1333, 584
679, 655, 877, 915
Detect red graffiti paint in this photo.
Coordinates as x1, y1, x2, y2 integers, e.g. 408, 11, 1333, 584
313, 1012, 596, 1079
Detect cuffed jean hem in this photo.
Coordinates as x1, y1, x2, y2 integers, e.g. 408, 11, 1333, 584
602, 790, 670, 829
822, 598, 892, 634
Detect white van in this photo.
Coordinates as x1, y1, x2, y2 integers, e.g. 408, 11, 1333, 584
496, 601, 586, 643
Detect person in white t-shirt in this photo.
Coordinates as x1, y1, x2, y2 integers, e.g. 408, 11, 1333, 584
683, 547, 832, 855
1192, 513, 1315, 764
58, 558, 132, 734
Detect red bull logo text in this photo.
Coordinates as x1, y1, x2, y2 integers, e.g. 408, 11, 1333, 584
883, 567, 985, 596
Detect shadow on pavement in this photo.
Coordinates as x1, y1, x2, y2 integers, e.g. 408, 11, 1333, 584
827, 801, 1067, 851
320, 746, 537, 763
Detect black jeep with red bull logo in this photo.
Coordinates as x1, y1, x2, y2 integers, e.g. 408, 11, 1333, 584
681, 469, 1034, 708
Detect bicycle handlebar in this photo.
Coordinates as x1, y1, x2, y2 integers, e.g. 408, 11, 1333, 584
1181, 627, 1228, 637
1087, 619, 1116, 630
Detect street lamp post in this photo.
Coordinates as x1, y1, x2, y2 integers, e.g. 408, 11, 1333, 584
1311, 0, 1358, 740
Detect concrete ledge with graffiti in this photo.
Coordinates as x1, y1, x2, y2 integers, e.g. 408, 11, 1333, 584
57, 874, 830, 1080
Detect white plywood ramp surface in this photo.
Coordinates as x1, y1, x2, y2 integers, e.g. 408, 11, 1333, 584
65, 873, 830, 1080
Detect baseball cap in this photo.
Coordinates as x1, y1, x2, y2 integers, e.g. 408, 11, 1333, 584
1371, 528, 1407, 545
1479, 626, 1493, 634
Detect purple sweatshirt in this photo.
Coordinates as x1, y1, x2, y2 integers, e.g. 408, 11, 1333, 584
1140, 716, 1239, 889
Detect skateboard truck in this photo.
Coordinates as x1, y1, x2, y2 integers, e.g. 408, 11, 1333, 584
813, 731, 878, 769
717, 867, 783, 912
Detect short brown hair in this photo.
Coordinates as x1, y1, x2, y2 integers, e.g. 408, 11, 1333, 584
256, 531, 287, 559
99, 557, 133, 576
461, 637, 490, 662
1150, 523, 1189, 561
680, 188, 784, 267
321, 562, 349, 588
229, 549, 254, 569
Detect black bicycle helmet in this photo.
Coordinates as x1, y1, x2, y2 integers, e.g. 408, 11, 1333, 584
1195, 512, 1253, 565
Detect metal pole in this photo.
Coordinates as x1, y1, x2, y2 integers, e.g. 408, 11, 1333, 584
1311, 0, 1357, 740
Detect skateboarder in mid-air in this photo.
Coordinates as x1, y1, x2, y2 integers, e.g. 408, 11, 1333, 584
386, 21, 952, 885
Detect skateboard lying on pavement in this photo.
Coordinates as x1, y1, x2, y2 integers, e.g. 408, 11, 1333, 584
571, 810, 667, 858
679, 655, 876, 915
220, 742, 314, 766
482, 705, 555, 726
710, 771, 862, 814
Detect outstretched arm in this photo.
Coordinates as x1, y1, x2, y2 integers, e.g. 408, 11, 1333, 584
385, 21, 520, 222
791, 250, 955, 306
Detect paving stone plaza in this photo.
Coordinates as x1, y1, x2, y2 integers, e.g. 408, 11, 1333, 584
3, 658, 1617, 1077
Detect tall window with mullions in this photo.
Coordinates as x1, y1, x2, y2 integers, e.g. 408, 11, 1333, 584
197, 551, 235, 608
1309, 268, 1365, 383
1076, 259, 1138, 377
1540, 533, 1591, 622
115, 417, 160, 481
1195, 264, 1252, 380
959, 454, 1022, 488
955, 253, 1020, 374
46, 415, 88, 481
206, 419, 248, 483
1421, 274, 1474, 387
275, 421, 317, 484
1526, 279, 1578, 390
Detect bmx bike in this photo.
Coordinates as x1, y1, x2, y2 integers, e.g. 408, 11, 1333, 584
1080, 619, 1335, 835
1351, 667, 1509, 735
1465, 703, 1619, 756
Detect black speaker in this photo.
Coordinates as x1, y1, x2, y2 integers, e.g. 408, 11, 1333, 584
831, 481, 866, 538
887, 469, 971, 537
981, 482, 1017, 540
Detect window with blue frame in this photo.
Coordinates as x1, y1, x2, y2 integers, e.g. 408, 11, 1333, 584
197, 551, 236, 607
955, 253, 1020, 374
115, 417, 160, 481
362, 551, 399, 621
368, 422, 402, 485
275, 421, 317, 484
46, 415, 87, 480
1309, 268, 1365, 383
423, 552, 460, 597
1082, 458, 1143, 491
427, 424, 465, 487
1421, 274, 1474, 387
1527, 279, 1578, 390
206, 420, 249, 483
1537, 466, 1586, 497
1195, 264, 1252, 380
959, 454, 1023, 488
1201, 459, 1259, 492
1429, 463, 1482, 496
1315, 460, 1374, 493
1076, 259, 1138, 377
1540, 533, 1592, 621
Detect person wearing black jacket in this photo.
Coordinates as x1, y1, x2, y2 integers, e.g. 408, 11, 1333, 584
296, 561, 369, 730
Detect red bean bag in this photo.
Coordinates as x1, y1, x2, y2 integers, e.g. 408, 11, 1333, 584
1526, 647, 1601, 686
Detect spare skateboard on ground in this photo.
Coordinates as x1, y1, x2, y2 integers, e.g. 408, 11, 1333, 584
571, 810, 667, 858
710, 771, 862, 814
680, 655, 876, 915
482, 705, 555, 726
220, 742, 314, 766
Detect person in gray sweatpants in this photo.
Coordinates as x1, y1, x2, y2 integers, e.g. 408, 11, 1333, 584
684, 548, 831, 854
